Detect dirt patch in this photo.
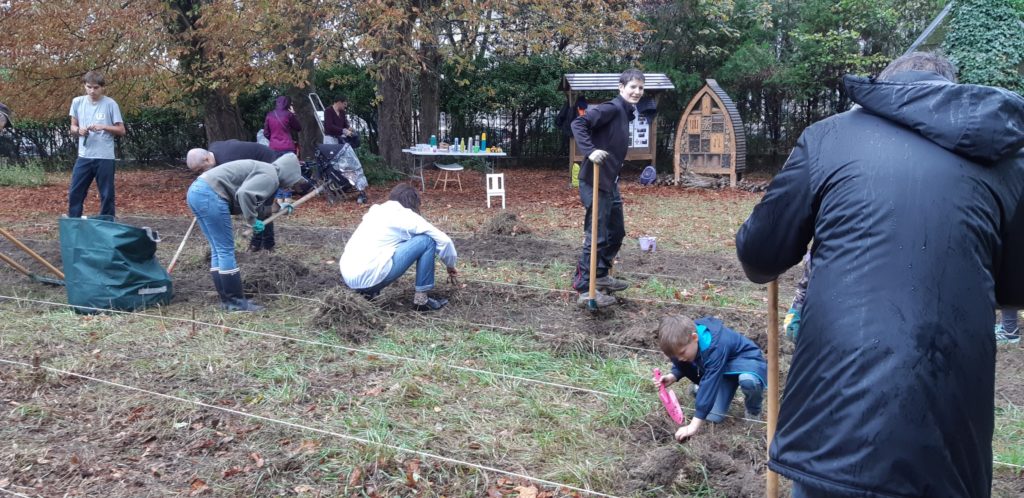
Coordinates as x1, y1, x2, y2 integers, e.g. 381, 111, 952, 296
238, 252, 313, 295
309, 287, 388, 342
621, 445, 686, 492
996, 347, 1024, 408
480, 211, 532, 236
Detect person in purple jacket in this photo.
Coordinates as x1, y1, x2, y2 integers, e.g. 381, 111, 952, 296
654, 314, 767, 441
264, 96, 302, 156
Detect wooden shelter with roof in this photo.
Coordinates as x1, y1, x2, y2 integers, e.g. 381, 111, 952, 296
558, 73, 675, 170
673, 79, 746, 187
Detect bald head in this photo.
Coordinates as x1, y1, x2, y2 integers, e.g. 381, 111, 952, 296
187, 148, 216, 174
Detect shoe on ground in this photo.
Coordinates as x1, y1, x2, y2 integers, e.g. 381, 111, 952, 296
577, 290, 617, 308
744, 409, 762, 421
414, 296, 448, 312
995, 324, 1021, 345
223, 298, 264, 312
595, 275, 629, 293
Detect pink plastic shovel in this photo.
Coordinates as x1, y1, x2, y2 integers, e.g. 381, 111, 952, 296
653, 368, 685, 425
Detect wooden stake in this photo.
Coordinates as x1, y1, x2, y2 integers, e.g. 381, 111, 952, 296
766, 280, 780, 498
167, 217, 197, 274
587, 161, 601, 310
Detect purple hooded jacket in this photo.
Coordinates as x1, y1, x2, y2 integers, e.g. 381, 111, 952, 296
264, 96, 302, 153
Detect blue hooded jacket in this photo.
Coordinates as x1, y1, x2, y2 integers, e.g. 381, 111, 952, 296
669, 316, 767, 420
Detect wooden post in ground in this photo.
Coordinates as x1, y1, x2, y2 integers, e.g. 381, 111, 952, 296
766, 280, 780, 498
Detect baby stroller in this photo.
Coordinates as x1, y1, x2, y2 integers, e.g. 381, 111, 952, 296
303, 142, 369, 204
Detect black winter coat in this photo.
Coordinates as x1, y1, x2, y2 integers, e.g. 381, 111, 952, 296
210, 139, 278, 166
736, 71, 1024, 497
572, 96, 634, 193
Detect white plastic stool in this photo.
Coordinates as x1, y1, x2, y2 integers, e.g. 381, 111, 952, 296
486, 173, 505, 209
433, 162, 464, 191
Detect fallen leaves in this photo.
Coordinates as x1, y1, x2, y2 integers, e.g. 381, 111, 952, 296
188, 478, 209, 496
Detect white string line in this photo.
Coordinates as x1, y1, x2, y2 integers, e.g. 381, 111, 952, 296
0, 295, 616, 398
465, 257, 766, 289
0, 294, 767, 426
0, 358, 624, 498
268, 288, 663, 356
461, 278, 773, 316
0, 488, 33, 498
5, 356, 1022, 475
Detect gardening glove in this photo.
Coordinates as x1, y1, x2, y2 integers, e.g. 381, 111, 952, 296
252, 220, 265, 234
588, 149, 609, 165
280, 202, 294, 215
783, 307, 801, 342
446, 266, 460, 286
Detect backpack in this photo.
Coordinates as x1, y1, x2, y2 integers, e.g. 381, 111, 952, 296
639, 165, 657, 185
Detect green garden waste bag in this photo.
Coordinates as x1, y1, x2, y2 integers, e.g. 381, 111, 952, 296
59, 216, 173, 313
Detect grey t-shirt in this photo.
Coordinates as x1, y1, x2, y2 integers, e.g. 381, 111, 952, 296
69, 95, 123, 159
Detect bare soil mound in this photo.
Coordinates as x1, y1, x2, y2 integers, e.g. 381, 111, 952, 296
480, 211, 532, 236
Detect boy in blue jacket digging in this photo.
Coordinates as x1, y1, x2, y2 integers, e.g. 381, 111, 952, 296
654, 314, 767, 442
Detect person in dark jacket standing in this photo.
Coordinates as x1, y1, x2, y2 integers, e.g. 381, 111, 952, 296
654, 315, 767, 440
735, 52, 1024, 498
570, 69, 644, 308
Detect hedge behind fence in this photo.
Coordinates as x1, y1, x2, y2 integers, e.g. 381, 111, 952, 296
1, 107, 203, 166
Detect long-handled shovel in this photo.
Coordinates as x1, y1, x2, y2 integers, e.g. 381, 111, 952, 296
0, 227, 65, 283
239, 183, 327, 239
166, 216, 197, 274
260, 183, 328, 226
586, 160, 601, 310
766, 280, 780, 498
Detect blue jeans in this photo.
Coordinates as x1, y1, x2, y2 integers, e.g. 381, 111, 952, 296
357, 234, 437, 295
68, 158, 115, 217
187, 178, 237, 272
572, 181, 625, 291
705, 372, 764, 423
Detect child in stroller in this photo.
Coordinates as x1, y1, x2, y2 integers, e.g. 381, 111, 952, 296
302, 141, 369, 204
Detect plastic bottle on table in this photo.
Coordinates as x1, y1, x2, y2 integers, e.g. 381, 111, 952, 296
429, 134, 437, 150
480, 132, 487, 152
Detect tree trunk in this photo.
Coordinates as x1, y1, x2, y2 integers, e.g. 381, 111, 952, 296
418, 43, 441, 142
377, 64, 413, 172
203, 90, 248, 143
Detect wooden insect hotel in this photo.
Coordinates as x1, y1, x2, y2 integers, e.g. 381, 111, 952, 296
673, 79, 746, 186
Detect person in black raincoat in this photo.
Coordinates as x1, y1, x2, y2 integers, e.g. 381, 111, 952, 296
735, 52, 1024, 497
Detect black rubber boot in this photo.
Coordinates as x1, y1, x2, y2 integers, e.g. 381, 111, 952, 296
219, 271, 264, 312
210, 270, 228, 306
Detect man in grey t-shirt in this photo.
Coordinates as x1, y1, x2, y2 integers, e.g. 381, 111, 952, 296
68, 71, 125, 218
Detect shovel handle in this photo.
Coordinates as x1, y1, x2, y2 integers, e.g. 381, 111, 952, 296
0, 227, 64, 279
587, 160, 601, 308
0, 251, 31, 276
766, 280, 780, 498
261, 183, 327, 225
167, 217, 197, 274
